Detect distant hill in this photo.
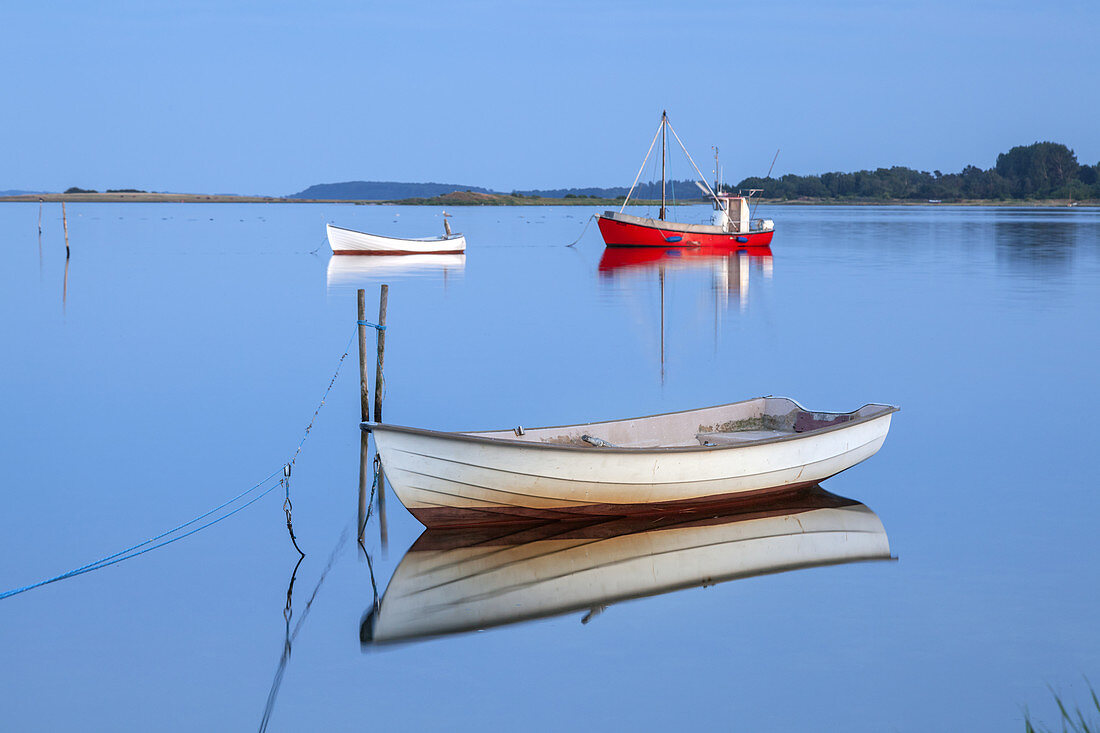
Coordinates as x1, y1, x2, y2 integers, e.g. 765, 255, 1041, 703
513, 179, 705, 200
0, 189, 48, 196
289, 181, 495, 200
289, 179, 709, 201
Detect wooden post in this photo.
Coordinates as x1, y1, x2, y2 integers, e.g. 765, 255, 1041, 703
62, 202, 70, 258
357, 289, 369, 422
373, 284, 388, 424
373, 284, 389, 544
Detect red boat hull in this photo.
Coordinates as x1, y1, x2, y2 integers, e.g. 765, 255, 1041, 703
597, 214, 774, 248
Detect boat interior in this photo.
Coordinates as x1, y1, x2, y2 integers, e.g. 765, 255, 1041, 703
469, 397, 895, 449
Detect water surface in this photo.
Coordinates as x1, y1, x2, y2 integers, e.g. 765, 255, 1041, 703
2, 202, 1098, 730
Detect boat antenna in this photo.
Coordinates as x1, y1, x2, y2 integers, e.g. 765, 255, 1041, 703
620, 116, 665, 213
750, 148, 780, 220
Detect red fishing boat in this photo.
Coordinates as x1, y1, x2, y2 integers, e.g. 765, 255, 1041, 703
597, 111, 774, 248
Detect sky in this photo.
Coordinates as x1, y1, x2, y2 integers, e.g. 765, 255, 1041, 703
1, 0, 1098, 195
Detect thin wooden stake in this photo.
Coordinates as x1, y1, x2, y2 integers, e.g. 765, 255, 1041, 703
62, 202, 70, 259
357, 289, 369, 422
373, 284, 388, 424
38, 199, 43, 235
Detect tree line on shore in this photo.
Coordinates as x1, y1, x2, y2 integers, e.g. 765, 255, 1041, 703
728, 142, 1098, 201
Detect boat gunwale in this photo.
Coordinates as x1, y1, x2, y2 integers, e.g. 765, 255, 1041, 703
598, 211, 774, 236
362, 397, 899, 454
326, 222, 465, 243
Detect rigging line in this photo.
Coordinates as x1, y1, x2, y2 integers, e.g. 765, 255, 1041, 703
665, 120, 719, 204
620, 117, 665, 213
644, 140, 661, 219
750, 148, 781, 221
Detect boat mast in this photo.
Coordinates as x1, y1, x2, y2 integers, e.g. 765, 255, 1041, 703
660, 110, 667, 221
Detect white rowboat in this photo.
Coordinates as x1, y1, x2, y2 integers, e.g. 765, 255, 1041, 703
326, 223, 466, 255
361, 488, 891, 645
364, 396, 897, 527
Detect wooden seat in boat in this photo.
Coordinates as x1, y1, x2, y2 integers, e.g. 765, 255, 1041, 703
696, 429, 793, 446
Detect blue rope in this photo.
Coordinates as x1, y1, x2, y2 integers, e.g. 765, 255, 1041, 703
0, 322, 366, 602
0, 471, 282, 600
357, 320, 386, 331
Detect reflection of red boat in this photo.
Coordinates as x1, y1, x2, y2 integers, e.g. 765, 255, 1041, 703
597, 111, 774, 249
598, 245, 772, 274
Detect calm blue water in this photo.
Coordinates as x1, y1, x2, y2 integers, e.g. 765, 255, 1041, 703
2, 202, 1098, 730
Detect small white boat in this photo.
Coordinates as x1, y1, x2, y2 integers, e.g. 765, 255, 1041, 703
361, 488, 891, 645
326, 223, 466, 255
365, 396, 897, 527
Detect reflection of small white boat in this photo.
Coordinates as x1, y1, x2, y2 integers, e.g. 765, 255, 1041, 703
365, 397, 897, 528
361, 488, 890, 645
326, 223, 466, 254
326, 253, 465, 287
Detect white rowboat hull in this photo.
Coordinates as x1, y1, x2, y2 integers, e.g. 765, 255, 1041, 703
366, 397, 897, 527
326, 223, 466, 255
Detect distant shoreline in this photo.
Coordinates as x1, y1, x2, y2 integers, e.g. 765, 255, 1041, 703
0, 191, 1095, 207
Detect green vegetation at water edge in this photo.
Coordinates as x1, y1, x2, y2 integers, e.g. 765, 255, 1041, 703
731, 142, 1099, 202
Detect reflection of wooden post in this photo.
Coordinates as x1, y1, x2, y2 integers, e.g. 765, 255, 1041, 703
357, 289, 369, 422
374, 285, 388, 549
62, 202, 70, 258
358, 432, 369, 542
378, 457, 388, 553
38, 199, 44, 272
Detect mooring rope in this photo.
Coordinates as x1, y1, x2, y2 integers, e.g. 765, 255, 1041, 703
565, 214, 597, 248
0, 324, 362, 602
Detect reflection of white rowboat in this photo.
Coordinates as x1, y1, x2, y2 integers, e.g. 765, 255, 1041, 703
326, 223, 466, 255
364, 396, 897, 528
361, 488, 891, 645
326, 253, 465, 287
